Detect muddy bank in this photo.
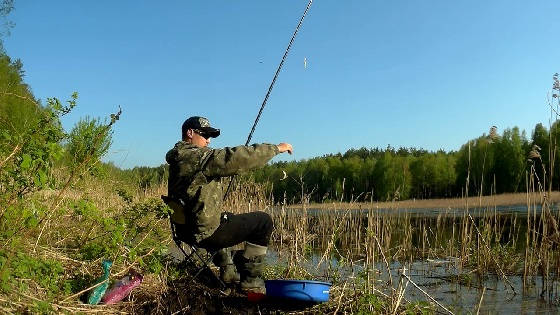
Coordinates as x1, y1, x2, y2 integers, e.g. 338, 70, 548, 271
299, 191, 560, 210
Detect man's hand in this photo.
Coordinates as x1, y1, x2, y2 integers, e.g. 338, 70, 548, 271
277, 143, 293, 154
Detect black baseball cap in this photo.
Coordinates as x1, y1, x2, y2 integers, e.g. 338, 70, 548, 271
182, 116, 221, 138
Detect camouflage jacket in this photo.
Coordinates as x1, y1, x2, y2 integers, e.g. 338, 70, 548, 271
166, 141, 279, 242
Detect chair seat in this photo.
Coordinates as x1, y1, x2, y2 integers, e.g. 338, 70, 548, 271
161, 195, 225, 288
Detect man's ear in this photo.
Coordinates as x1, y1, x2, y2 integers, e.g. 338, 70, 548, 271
186, 129, 194, 139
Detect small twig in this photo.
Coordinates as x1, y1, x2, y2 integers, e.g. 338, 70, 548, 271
476, 287, 486, 315
0, 295, 23, 311
60, 278, 110, 303
393, 268, 409, 315
333, 280, 348, 314
374, 235, 393, 288
0, 143, 21, 168
0, 306, 15, 315
114, 246, 157, 277
401, 272, 454, 315
39, 245, 86, 264
171, 304, 191, 315
0, 92, 40, 107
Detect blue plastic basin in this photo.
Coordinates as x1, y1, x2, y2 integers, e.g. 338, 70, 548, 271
265, 280, 332, 303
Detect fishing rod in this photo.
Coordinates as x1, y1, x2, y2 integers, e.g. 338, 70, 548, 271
223, 0, 313, 201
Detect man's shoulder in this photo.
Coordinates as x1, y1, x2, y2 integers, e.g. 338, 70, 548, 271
175, 141, 201, 151
167, 141, 213, 163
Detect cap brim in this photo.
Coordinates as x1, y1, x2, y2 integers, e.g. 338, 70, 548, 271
200, 127, 220, 138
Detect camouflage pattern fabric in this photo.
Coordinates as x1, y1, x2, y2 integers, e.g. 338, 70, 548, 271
166, 141, 279, 242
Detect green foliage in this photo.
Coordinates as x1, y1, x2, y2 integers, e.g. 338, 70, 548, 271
493, 127, 526, 192
356, 293, 386, 314
410, 152, 456, 198
67, 116, 110, 163
262, 263, 287, 280
116, 187, 133, 204
13, 253, 64, 293
73, 195, 172, 275
252, 122, 549, 202
119, 197, 171, 273
0, 251, 65, 295
89, 163, 169, 191
71, 199, 126, 261
455, 127, 531, 197
31, 301, 54, 314
63, 273, 96, 296
126, 165, 169, 190
63, 115, 113, 178
0, 52, 128, 312
78, 216, 126, 261
491, 244, 521, 273
262, 260, 317, 281
125, 196, 172, 220
71, 198, 101, 218
0, 53, 123, 280
253, 146, 458, 203
0, 55, 72, 204
0, 201, 44, 240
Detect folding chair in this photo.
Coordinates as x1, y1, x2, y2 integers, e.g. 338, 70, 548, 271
161, 195, 225, 288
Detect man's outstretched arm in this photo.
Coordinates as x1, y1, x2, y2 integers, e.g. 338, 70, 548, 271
202, 143, 293, 178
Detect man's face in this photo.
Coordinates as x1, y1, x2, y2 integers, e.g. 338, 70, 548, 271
190, 129, 211, 148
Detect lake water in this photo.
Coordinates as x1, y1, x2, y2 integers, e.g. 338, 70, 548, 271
269, 204, 560, 314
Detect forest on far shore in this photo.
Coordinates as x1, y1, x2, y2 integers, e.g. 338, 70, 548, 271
251, 121, 555, 203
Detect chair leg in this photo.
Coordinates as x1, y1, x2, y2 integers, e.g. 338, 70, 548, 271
189, 250, 225, 288
173, 238, 226, 288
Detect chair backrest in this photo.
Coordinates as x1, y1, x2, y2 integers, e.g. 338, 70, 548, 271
161, 195, 188, 225
161, 196, 185, 239
161, 197, 226, 287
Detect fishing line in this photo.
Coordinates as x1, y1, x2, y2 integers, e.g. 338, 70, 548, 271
223, 0, 313, 201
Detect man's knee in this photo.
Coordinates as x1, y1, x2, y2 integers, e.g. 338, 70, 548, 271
257, 211, 273, 232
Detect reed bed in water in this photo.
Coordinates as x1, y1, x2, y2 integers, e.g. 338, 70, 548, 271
226, 170, 560, 311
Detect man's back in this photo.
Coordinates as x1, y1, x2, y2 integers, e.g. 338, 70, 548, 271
166, 140, 279, 242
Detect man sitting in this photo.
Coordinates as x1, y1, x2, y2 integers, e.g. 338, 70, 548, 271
165, 116, 292, 293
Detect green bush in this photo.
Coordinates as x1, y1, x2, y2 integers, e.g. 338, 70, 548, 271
0, 251, 65, 295
73, 195, 172, 275
65, 116, 112, 176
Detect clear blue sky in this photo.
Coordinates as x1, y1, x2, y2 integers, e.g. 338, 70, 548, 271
4, 1, 559, 169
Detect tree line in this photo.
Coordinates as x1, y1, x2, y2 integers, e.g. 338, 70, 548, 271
251, 122, 560, 203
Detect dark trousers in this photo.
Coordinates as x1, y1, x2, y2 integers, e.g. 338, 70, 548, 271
197, 211, 273, 250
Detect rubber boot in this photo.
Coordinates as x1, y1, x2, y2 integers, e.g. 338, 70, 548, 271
212, 248, 240, 284
234, 242, 267, 294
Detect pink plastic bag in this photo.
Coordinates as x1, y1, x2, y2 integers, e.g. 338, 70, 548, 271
101, 270, 143, 304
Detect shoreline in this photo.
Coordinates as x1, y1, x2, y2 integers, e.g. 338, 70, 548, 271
288, 191, 560, 210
